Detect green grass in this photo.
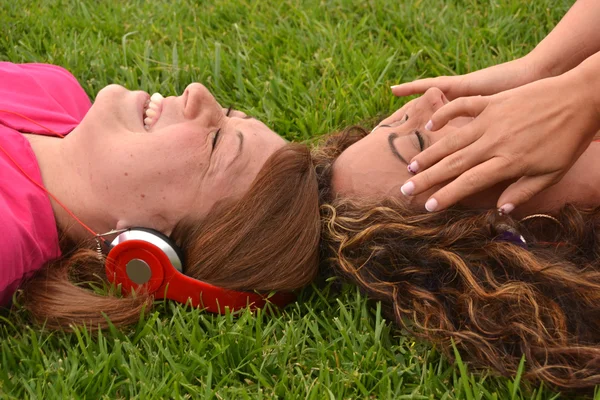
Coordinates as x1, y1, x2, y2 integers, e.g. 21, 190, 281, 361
0, 0, 590, 398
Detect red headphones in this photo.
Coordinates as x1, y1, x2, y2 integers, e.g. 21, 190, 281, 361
104, 228, 296, 313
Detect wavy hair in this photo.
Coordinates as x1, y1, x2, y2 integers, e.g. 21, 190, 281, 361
315, 128, 600, 391
19, 143, 320, 330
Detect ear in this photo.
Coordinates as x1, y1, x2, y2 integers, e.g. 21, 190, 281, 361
116, 220, 130, 231
115, 219, 173, 237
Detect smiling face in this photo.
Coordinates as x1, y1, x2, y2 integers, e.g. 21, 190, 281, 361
65, 83, 286, 233
331, 88, 477, 208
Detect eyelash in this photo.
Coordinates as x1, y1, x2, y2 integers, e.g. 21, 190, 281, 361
415, 130, 424, 151
212, 107, 234, 149
212, 129, 221, 148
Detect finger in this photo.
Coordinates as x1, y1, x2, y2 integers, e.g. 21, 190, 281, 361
391, 77, 450, 97
407, 121, 482, 174
420, 157, 515, 212
496, 173, 562, 213
427, 96, 489, 132
402, 135, 488, 197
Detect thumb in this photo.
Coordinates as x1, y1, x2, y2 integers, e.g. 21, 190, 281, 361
496, 174, 559, 214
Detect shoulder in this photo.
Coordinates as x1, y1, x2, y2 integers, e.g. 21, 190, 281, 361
0, 181, 61, 302
0, 63, 92, 135
0, 194, 60, 307
0, 62, 78, 85
0, 128, 61, 274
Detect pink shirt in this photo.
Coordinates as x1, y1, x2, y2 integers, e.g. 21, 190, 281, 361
0, 63, 91, 306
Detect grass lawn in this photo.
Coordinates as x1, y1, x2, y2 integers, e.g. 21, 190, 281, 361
0, 0, 589, 398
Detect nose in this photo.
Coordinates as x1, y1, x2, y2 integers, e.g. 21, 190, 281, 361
421, 87, 472, 135
421, 87, 449, 113
183, 83, 223, 123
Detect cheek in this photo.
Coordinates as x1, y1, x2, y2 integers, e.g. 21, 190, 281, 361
410, 184, 443, 208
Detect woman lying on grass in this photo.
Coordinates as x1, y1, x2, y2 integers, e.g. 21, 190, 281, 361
314, 0, 600, 390
314, 64, 600, 392
0, 62, 320, 329
315, 88, 600, 391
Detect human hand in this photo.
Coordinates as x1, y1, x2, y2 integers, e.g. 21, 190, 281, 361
391, 56, 544, 101
400, 73, 600, 213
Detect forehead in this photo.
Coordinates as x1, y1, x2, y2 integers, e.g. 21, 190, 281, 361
227, 117, 287, 166
331, 132, 406, 199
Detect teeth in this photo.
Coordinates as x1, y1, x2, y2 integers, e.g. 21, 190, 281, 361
150, 92, 164, 103
143, 92, 164, 131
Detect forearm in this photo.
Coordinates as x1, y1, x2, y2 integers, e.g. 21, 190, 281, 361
529, 0, 600, 79
562, 50, 600, 126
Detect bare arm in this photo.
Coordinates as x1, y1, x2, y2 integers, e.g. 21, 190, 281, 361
531, 0, 600, 78
391, 0, 600, 99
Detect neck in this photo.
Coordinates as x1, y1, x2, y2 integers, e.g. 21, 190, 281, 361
518, 142, 600, 217
23, 131, 116, 243
461, 142, 600, 218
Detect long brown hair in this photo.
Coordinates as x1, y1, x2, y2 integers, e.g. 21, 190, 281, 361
315, 128, 600, 391
18, 143, 320, 330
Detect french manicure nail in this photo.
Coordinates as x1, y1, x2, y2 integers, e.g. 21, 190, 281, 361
407, 160, 419, 174
400, 181, 415, 196
425, 120, 433, 131
499, 203, 515, 215
425, 198, 438, 212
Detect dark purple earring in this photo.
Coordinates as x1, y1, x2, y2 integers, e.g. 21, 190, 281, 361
493, 208, 528, 249
495, 229, 528, 248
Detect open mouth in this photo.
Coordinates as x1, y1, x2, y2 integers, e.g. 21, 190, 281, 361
142, 92, 164, 130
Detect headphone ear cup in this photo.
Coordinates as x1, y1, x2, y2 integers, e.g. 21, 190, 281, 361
105, 240, 166, 295
128, 227, 185, 271
108, 228, 184, 272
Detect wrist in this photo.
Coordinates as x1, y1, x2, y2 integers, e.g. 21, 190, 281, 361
576, 54, 600, 123
524, 48, 556, 80
560, 55, 600, 130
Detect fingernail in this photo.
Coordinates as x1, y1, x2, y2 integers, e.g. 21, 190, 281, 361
407, 161, 419, 174
425, 198, 438, 212
425, 120, 433, 131
400, 181, 415, 196
390, 85, 399, 89
499, 203, 515, 215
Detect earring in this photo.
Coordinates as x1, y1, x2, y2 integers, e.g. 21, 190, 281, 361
519, 213, 564, 230
494, 208, 527, 248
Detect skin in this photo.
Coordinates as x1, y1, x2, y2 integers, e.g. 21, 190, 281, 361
24, 83, 285, 241
332, 87, 600, 218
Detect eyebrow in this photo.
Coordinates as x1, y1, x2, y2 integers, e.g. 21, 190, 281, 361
388, 132, 408, 165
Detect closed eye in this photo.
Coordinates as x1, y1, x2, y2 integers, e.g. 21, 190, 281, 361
415, 130, 424, 151
212, 129, 221, 149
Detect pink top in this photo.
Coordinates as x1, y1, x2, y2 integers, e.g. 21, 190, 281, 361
0, 62, 91, 306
